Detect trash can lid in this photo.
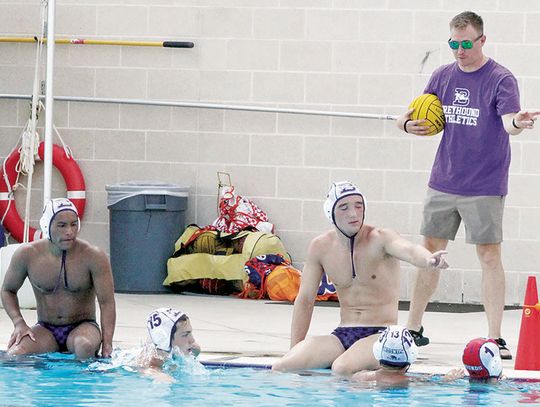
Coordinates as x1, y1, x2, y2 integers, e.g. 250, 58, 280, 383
106, 181, 189, 207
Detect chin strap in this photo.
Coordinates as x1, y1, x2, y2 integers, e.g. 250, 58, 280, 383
52, 250, 68, 292
331, 197, 364, 279
349, 236, 356, 279
335, 223, 359, 279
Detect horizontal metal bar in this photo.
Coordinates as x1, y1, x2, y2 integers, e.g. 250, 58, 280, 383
0, 94, 397, 120
0, 37, 194, 48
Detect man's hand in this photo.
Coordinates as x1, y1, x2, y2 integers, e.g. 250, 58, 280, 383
396, 109, 432, 136
513, 110, 540, 130
100, 343, 113, 358
427, 250, 449, 270
8, 322, 36, 348
442, 367, 465, 382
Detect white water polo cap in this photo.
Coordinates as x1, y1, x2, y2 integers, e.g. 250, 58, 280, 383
147, 308, 186, 352
323, 181, 365, 225
40, 198, 80, 241
462, 338, 502, 380
373, 325, 418, 368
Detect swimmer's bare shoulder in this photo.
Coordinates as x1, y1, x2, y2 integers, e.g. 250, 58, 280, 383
75, 239, 109, 262
364, 227, 406, 254
16, 240, 44, 257
306, 230, 336, 261
5, 242, 42, 275
368, 226, 401, 241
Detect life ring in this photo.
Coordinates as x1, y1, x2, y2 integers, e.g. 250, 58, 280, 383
0, 142, 86, 242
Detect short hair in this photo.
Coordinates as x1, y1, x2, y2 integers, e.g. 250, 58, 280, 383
449, 11, 483, 35
171, 315, 189, 341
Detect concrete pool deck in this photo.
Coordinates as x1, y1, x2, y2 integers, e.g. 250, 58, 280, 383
1, 292, 539, 379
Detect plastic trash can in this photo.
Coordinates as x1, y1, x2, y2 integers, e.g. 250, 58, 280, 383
106, 181, 189, 293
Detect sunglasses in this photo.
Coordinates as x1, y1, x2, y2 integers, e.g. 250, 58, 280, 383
448, 34, 483, 50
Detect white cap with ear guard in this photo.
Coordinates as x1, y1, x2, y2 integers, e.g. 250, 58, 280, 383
373, 325, 418, 368
39, 198, 80, 241
323, 181, 364, 225
323, 181, 365, 279
147, 308, 186, 352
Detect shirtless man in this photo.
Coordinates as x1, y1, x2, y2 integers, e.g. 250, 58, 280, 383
272, 181, 448, 375
1, 198, 116, 359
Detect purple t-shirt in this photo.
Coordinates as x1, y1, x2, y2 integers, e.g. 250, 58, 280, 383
424, 58, 520, 196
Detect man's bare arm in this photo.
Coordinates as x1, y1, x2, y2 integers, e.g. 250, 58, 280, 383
382, 229, 449, 270
1, 246, 36, 346
290, 238, 325, 348
90, 247, 116, 357
502, 111, 540, 135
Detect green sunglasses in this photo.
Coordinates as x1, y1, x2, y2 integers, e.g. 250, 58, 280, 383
448, 34, 483, 50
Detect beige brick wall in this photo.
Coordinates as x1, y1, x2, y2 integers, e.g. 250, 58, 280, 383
1, 1, 540, 304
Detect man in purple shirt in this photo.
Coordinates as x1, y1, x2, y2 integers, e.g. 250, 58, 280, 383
396, 10, 540, 359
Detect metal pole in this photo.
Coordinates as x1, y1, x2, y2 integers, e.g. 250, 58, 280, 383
43, 0, 55, 206
0, 37, 194, 48
0, 94, 397, 121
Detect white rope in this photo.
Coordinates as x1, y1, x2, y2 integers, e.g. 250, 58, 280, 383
20, 2, 46, 242
1, 4, 60, 244
0, 137, 27, 245
1, 142, 21, 224
18, 116, 40, 176
53, 115, 74, 159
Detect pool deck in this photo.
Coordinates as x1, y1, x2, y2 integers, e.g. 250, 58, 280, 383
1, 292, 539, 379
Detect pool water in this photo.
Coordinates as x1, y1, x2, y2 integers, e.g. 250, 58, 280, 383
1, 352, 539, 406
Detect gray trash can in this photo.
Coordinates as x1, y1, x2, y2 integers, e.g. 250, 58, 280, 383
106, 181, 189, 293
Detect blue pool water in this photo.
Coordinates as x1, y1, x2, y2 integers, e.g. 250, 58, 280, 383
1, 352, 540, 406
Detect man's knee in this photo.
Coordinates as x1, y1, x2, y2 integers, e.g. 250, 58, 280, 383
70, 335, 100, 359
7, 342, 56, 356
331, 358, 351, 376
424, 237, 448, 252
331, 357, 363, 376
271, 359, 287, 372
476, 244, 502, 268
7, 344, 30, 356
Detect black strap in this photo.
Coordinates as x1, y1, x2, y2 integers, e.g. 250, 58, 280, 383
349, 237, 356, 278
52, 250, 68, 292
61, 250, 68, 289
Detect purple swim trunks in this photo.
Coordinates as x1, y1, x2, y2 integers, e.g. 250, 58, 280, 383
37, 320, 99, 351
331, 326, 386, 350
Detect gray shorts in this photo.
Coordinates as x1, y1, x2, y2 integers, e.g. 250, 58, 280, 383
420, 188, 505, 244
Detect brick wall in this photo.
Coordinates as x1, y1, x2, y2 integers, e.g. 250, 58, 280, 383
1, 0, 540, 304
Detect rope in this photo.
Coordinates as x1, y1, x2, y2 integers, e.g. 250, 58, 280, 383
53, 118, 74, 159
0, 139, 25, 245
20, 3, 46, 243
17, 113, 41, 176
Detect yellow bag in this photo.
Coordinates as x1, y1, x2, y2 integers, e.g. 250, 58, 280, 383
172, 225, 235, 256
165, 225, 291, 288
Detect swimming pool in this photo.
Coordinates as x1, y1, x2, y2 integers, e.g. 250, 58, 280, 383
1, 352, 539, 406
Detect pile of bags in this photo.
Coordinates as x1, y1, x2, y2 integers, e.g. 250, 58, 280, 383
164, 178, 337, 302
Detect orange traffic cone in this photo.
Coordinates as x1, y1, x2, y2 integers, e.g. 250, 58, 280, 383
515, 276, 540, 370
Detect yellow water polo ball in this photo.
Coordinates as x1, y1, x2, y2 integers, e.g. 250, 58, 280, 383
408, 93, 445, 136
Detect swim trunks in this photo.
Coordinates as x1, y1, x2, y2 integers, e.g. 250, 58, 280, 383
37, 320, 100, 351
331, 326, 386, 350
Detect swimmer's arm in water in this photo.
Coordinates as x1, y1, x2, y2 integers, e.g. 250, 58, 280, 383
290, 237, 325, 348
351, 369, 378, 382
141, 367, 175, 384
442, 367, 466, 382
0, 246, 36, 346
381, 229, 449, 270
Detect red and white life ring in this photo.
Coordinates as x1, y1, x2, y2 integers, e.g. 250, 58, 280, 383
0, 141, 86, 242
